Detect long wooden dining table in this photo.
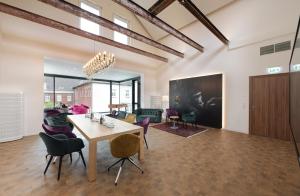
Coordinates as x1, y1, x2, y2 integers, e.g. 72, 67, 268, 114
67, 114, 144, 182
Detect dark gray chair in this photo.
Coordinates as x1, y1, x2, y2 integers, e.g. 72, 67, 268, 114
116, 111, 127, 119
39, 132, 86, 180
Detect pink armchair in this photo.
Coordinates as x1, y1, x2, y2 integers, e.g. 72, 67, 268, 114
70, 104, 89, 114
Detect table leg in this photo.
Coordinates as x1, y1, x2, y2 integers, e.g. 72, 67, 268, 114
138, 128, 144, 161
88, 140, 97, 182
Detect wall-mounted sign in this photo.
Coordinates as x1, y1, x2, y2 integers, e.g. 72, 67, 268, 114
292, 64, 300, 72
267, 66, 281, 74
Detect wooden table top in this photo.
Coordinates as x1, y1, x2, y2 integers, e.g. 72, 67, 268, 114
169, 115, 179, 119
67, 114, 142, 142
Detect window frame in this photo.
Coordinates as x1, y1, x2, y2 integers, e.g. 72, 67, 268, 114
44, 74, 140, 112
79, 0, 102, 35
113, 14, 130, 45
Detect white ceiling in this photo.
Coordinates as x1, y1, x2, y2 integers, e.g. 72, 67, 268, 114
0, 0, 235, 70
133, 0, 235, 40
44, 57, 140, 81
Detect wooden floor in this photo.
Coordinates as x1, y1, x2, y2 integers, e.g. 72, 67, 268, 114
1, 128, 300, 196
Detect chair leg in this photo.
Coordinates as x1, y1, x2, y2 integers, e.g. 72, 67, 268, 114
115, 159, 125, 186
69, 153, 72, 164
57, 156, 63, 181
52, 156, 57, 164
144, 135, 149, 149
44, 155, 53, 175
79, 150, 86, 168
128, 157, 144, 174
108, 158, 123, 172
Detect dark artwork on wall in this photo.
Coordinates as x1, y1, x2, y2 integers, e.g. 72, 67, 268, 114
169, 74, 222, 128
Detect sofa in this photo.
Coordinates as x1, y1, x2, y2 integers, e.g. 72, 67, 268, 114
134, 108, 163, 123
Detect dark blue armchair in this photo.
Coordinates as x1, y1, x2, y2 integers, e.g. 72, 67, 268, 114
39, 132, 86, 180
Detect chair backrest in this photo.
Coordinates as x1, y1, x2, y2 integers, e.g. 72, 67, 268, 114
44, 109, 61, 118
110, 134, 140, 158
42, 123, 76, 138
140, 117, 150, 134
166, 108, 178, 117
71, 105, 88, 114
124, 113, 136, 124
81, 104, 89, 109
111, 110, 117, 116
39, 132, 67, 156
117, 111, 127, 119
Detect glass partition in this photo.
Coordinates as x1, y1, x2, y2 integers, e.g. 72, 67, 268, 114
112, 82, 120, 105
120, 80, 132, 112
92, 82, 110, 113
55, 77, 85, 107
44, 76, 54, 108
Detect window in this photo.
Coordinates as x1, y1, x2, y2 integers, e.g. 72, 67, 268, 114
112, 89, 117, 97
125, 90, 130, 98
45, 95, 50, 102
56, 95, 62, 102
113, 15, 129, 45
80, 1, 100, 35
44, 76, 54, 108
67, 95, 72, 102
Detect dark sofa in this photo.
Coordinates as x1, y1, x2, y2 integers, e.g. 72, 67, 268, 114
134, 108, 163, 123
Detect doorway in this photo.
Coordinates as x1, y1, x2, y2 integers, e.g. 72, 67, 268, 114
249, 73, 290, 140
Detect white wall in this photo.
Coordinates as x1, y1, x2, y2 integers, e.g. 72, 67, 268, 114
156, 0, 300, 133
0, 45, 44, 136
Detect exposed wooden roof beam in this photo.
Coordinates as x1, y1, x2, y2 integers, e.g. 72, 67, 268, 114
112, 0, 204, 52
148, 0, 176, 15
38, 0, 184, 58
0, 2, 168, 62
178, 0, 229, 45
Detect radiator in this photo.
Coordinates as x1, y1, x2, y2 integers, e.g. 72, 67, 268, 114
0, 92, 24, 142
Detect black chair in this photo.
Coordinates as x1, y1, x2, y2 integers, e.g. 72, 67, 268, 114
39, 132, 86, 180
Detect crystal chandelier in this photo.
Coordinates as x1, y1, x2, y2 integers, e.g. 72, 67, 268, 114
83, 51, 116, 77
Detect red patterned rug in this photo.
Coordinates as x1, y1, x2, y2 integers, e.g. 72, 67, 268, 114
151, 122, 207, 137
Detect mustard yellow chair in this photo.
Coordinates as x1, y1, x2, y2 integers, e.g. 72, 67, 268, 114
123, 113, 136, 124
108, 134, 143, 185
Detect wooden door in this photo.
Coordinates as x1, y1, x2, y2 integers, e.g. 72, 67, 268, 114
249, 73, 290, 140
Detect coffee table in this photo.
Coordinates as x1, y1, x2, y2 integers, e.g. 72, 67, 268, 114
169, 115, 179, 129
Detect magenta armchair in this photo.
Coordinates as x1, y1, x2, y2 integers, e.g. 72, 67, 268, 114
166, 108, 179, 122
70, 104, 89, 114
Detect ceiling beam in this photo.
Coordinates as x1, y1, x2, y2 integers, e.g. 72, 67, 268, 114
148, 0, 176, 15
112, 0, 204, 52
38, 0, 184, 58
0, 2, 168, 62
178, 0, 229, 45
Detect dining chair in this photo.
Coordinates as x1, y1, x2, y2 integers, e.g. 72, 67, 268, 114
135, 117, 150, 149
108, 134, 143, 185
123, 113, 136, 124
39, 132, 86, 181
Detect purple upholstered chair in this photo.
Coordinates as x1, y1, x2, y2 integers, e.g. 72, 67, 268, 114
135, 117, 150, 149
42, 123, 76, 139
42, 123, 77, 164
166, 108, 179, 122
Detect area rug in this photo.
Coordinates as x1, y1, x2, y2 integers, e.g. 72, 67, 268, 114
151, 123, 207, 138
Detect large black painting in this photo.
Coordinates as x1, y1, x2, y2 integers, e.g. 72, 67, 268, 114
169, 74, 222, 128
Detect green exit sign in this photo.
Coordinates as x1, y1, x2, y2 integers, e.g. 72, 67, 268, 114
292, 64, 300, 71
267, 66, 281, 74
